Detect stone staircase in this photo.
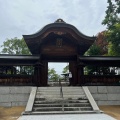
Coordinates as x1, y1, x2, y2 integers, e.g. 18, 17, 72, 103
23, 86, 101, 115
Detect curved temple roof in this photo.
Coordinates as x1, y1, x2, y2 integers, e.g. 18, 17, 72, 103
23, 19, 96, 55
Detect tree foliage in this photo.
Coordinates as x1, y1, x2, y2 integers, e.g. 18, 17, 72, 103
48, 68, 59, 81
85, 0, 120, 75
62, 64, 69, 73
0, 37, 31, 75
102, 0, 120, 29
85, 44, 112, 75
102, 0, 120, 56
84, 44, 101, 75
1, 37, 31, 55
85, 44, 101, 56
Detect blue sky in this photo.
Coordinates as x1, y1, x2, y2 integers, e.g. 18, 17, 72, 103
0, 0, 108, 74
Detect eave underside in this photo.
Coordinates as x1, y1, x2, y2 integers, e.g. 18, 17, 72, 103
79, 56, 120, 67
0, 55, 120, 67
0, 55, 40, 65
23, 24, 95, 55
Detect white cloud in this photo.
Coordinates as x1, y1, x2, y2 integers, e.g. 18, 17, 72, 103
0, 0, 108, 73
48, 62, 68, 75
0, 0, 107, 40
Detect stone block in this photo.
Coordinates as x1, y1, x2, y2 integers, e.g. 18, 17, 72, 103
98, 86, 107, 93
10, 94, 29, 102
107, 86, 120, 93
0, 94, 10, 102
0, 102, 11, 107
92, 94, 108, 100
0, 87, 10, 94
9, 87, 31, 94
11, 102, 27, 106
107, 94, 120, 100
98, 100, 120, 105
88, 86, 98, 93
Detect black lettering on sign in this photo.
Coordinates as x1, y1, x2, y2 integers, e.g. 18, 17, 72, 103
56, 38, 62, 47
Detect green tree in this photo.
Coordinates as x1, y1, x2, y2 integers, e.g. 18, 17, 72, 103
1, 37, 31, 55
62, 64, 69, 73
0, 37, 31, 75
85, 44, 101, 75
48, 68, 59, 81
85, 44, 111, 75
102, 0, 120, 56
85, 44, 101, 56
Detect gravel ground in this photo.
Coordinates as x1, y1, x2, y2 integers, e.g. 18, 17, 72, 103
99, 106, 120, 120
0, 106, 25, 120
0, 106, 120, 120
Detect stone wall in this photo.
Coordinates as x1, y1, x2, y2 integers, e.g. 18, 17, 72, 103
0, 86, 120, 107
88, 86, 120, 105
0, 87, 31, 107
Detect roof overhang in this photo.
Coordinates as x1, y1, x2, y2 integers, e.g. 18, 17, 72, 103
79, 56, 120, 66
23, 19, 96, 55
0, 55, 40, 66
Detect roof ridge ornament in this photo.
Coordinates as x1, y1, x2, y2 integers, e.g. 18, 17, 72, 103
55, 18, 65, 23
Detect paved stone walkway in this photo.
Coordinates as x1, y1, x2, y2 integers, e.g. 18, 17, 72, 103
18, 114, 115, 120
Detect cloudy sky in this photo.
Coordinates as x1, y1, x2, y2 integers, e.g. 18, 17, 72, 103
0, 0, 108, 74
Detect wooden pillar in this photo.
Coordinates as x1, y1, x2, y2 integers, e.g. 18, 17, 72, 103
39, 61, 48, 86
34, 64, 41, 86
34, 62, 48, 87
78, 65, 84, 85
69, 61, 78, 86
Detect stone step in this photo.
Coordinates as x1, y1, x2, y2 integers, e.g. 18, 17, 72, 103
36, 91, 60, 94
34, 103, 62, 107
36, 95, 61, 97
36, 91, 85, 95
33, 106, 92, 112
36, 94, 86, 98
36, 93, 85, 97
27, 110, 96, 115
37, 87, 83, 91
34, 99, 89, 104
35, 96, 87, 101
24, 87, 100, 115
35, 97, 64, 100
64, 107, 92, 111
61, 91, 84, 93
33, 103, 91, 107
37, 90, 84, 94
62, 87, 83, 89
35, 97, 63, 101
37, 90, 60, 92
32, 87, 94, 114
62, 89, 83, 91
63, 95, 86, 98
33, 107, 62, 112
37, 87, 83, 89
37, 90, 84, 93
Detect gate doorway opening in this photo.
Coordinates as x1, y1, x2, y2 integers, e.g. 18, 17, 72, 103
48, 62, 69, 86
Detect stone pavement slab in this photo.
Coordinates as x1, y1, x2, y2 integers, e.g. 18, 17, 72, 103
18, 114, 115, 120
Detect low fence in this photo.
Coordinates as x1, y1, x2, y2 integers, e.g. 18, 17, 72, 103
81, 75, 120, 86
0, 75, 34, 86
0, 75, 120, 86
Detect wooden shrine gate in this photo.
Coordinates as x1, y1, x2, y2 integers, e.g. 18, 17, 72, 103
23, 19, 95, 86
1, 19, 120, 86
